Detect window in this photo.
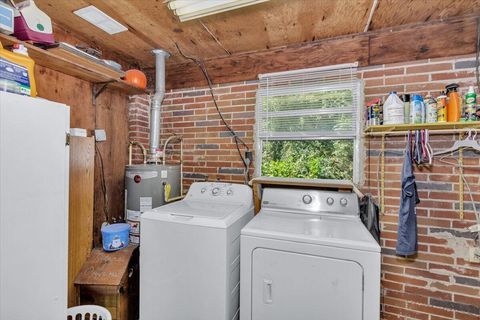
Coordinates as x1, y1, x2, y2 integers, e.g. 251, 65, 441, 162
255, 63, 363, 183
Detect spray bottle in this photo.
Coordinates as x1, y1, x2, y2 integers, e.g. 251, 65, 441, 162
446, 83, 461, 122
464, 86, 477, 121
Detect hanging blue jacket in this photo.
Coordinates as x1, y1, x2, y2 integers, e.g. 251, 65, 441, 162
396, 133, 420, 256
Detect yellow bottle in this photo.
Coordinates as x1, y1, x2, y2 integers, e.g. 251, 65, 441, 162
0, 42, 37, 97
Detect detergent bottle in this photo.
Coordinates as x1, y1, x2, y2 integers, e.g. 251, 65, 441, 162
0, 42, 37, 97
464, 86, 477, 121
445, 83, 462, 122
445, 83, 461, 122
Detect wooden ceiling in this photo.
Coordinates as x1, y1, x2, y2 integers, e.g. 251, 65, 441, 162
33, 0, 480, 69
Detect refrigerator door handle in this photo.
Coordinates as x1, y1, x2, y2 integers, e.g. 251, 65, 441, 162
263, 279, 273, 304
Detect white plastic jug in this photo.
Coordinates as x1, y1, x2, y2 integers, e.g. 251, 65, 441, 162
383, 92, 404, 124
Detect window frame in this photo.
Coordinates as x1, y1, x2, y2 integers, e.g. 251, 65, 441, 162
254, 67, 364, 184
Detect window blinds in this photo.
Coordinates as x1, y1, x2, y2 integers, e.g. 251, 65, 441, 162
256, 63, 361, 140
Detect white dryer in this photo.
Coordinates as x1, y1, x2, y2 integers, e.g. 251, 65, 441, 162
140, 182, 253, 320
240, 187, 381, 320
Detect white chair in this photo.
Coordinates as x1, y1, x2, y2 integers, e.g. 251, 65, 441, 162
67, 305, 112, 320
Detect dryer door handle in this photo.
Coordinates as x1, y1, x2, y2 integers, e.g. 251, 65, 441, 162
263, 279, 273, 304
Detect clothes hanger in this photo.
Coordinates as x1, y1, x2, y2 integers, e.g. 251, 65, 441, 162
412, 129, 433, 165
424, 130, 433, 165
433, 129, 480, 156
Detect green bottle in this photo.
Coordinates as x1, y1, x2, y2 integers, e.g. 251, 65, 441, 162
465, 86, 476, 105
465, 86, 477, 121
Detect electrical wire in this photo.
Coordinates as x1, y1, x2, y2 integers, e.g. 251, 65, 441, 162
476, 16, 480, 91
95, 143, 110, 223
375, 135, 385, 212
174, 42, 251, 182
437, 154, 480, 243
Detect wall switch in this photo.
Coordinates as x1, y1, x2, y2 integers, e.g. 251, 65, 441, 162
94, 129, 107, 142
468, 246, 480, 263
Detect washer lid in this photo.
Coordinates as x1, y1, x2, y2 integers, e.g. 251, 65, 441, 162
142, 199, 251, 228
242, 209, 381, 252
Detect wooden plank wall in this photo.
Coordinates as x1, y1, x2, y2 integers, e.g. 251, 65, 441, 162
31, 25, 132, 247
35, 67, 129, 246
164, 16, 479, 89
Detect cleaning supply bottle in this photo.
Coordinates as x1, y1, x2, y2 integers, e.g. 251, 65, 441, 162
424, 95, 438, 123
436, 91, 447, 123
402, 94, 410, 124
0, 42, 37, 97
446, 83, 461, 122
383, 91, 404, 124
464, 86, 477, 121
410, 95, 425, 124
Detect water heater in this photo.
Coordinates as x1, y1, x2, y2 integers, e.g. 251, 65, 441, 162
125, 164, 180, 244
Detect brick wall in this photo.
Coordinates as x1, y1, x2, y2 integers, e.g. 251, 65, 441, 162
128, 82, 256, 187
362, 55, 480, 320
128, 54, 480, 319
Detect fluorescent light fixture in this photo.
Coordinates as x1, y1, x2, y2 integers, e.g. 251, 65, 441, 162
167, 0, 269, 22
74, 5, 128, 35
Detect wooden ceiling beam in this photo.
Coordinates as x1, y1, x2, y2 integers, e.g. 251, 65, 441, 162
164, 15, 478, 89
364, 0, 379, 32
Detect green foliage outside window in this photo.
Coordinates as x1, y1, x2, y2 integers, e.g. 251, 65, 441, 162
261, 140, 354, 180
260, 89, 355, 180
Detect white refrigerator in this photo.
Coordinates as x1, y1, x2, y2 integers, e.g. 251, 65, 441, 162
0, 92, 70, 320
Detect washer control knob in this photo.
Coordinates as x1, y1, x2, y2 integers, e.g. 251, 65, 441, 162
227, 189, 233, 196
201, 188, 207, 194
340, 198, 348, 206
326, 197, 334, 206
302, 194, 313, 204
212, 187, 220, 196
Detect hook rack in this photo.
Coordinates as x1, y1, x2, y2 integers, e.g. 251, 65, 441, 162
364, 122, 480, 137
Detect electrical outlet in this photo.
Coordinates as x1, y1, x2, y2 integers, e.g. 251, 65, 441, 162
469, 246, 480, 263
94, 129, 107, 142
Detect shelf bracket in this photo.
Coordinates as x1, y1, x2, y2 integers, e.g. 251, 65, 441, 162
92, 81, 115, 106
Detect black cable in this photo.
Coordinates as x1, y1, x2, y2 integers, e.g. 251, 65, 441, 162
174, 43, 250, 181
95, 143, 109, 223
476, 17, 480, 91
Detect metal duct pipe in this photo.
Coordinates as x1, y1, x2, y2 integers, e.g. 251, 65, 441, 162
149, 49, 170, 163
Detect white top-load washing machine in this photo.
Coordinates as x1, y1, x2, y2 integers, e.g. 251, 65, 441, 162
240, 187, 381, 320
140, 182, 254, 320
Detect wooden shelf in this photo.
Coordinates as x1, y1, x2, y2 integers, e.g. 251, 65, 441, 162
365, 122, 480, 135
0, 33, 145, 95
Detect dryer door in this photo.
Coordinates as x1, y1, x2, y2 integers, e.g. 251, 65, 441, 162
251, 248, 363, 320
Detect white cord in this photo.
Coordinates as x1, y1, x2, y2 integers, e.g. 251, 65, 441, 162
438, 153, 480, 241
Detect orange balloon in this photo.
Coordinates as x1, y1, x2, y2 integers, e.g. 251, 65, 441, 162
125, 69, 147, 89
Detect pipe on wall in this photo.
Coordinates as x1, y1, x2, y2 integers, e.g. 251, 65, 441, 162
128, 141, 147, 165
149, 49, 170, 163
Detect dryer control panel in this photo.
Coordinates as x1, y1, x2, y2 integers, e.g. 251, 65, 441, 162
261, 188, 359, 216
185, 182, 253, 206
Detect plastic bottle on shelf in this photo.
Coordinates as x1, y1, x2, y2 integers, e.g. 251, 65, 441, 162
402, 94, 410, 124
0, 42, 37, 97
410, 95, 425, 124
383, 92, 404, 124
465, 86, 477, 105
446, 83, 461, 122
366, 98, 382, 126
424, 95, 438, 123
436, 91, 447, 123
463, 86, 477, 121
